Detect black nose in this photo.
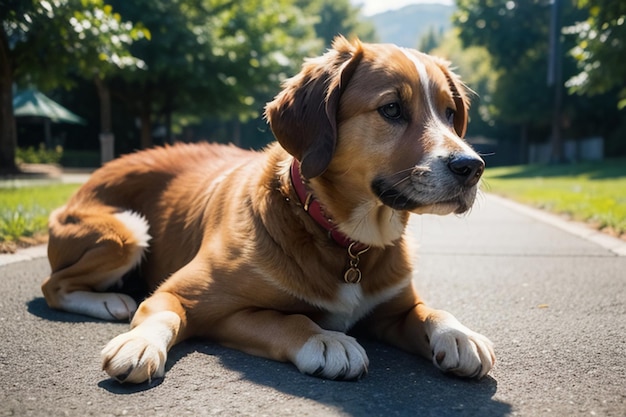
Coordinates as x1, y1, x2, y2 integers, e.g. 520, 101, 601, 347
447, 154, 485, 187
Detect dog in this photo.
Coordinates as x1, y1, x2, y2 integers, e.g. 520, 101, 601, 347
42, 36, 494, 383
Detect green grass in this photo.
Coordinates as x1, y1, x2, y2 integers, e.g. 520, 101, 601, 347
0, 184, 79, 244
483, 159, 626, 236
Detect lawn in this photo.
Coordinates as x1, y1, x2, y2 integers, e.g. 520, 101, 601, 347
483, 158, 626, 238
0, 184, 79, 252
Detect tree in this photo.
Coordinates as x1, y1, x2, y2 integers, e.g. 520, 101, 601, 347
0, 0, 146, 173
454, 0, 550, 157
104, 0, 320, 149
429, 30, 497, 136
566, 0, 626, 109
419, 26, 444, 53
298, 0, 377, 47
453, 0, 589, 162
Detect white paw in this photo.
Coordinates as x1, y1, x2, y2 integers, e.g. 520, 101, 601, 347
100, 293, 138, 320
427, 311, 495, 378
101, 312, 178, 383
294, 330, 369, 380
60, 291, 137, 321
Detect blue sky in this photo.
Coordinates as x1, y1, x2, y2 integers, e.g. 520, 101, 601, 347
352, 0, 453, 16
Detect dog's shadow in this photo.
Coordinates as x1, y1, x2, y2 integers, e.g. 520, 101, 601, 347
27, 297, 105, 323
109, 339, 512, 416
29, 298, 510, 415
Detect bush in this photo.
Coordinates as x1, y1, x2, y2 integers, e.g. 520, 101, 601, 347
16, 144, 63, 165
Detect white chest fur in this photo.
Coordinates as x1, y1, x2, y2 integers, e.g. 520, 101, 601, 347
316, 281, 408, 332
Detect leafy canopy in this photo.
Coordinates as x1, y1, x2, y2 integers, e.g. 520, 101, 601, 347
107, 0, 321, 122
2, 0, 149, 89
566, 0, 626, 109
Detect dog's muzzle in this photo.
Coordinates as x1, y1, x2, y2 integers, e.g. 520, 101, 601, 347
371, 152, 485, 214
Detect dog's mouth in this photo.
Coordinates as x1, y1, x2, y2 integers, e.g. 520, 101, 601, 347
371, 177, 477, 215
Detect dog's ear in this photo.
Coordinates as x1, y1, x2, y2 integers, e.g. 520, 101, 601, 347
435, 59, 470, 138
265, 36, 363, 178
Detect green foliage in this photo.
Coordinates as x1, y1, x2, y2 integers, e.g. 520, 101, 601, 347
484, 159, 626, 235
1, 0, 147, 173
419, 26, 445, 53
566, 1, 626, 109
3, 0, 381, 157
453, 0, 558, 128
2, 0, 148, 90
430, 30, 498, 132
16, 144, 63, 164
0, 184, 79, 242
299, 0, 377, 47
451, 0, 626, 157
107, 0, 321, 127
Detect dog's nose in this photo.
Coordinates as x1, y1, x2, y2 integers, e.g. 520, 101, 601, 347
447, 154, 485, 187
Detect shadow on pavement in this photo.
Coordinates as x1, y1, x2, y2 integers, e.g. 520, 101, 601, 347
98, 376, 164, 394
101, 339, 512, 416
27, 297, 107, 323
28, 296, 511, 415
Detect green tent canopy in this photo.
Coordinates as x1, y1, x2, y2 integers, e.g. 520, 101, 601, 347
13, 89, 86, 125
13, 89, 86, 148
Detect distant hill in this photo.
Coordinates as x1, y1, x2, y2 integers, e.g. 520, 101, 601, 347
367, 3, 454, 48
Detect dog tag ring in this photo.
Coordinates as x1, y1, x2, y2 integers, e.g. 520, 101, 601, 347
344, 266, 362, 284
343, 242, 370, 284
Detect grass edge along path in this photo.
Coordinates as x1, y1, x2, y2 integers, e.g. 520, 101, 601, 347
0, 183, 80, 253
483, 159, 626, 240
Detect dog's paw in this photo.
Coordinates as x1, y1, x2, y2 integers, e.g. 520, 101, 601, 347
101, 329, 167, 384
100, 293, 138, 321
58, 291, 137, 321
294, 330, 369, 380
101, 311, 180, 383
427, 311, 495, 379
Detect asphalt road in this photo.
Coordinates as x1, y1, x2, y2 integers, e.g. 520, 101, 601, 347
1, 195, 624, 416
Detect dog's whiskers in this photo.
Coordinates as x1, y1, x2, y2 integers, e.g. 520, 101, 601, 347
389, 175, 411, 190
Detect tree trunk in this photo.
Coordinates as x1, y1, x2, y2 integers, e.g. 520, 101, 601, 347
94, 76, 115, 164
549, 82, 564, 164
139, 104, 152, 149
548, 0, 564, 164
0, 29, 18, 174
94, 76, 112, 133
164, 95, 174, 144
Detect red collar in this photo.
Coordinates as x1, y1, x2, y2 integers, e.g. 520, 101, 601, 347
290, 159, 368, 251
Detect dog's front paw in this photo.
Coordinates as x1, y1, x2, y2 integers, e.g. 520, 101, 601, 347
101, 330, 167, 384
294, 330, 369, 380
101, 321, 171, 384
427, 311, 495, 379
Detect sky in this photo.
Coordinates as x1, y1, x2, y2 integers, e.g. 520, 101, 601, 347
352, 0, 453, 16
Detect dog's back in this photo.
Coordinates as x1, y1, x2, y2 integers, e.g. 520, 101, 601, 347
44, 142, 258, 319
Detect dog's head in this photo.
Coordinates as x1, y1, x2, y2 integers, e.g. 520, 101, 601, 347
266, 36, 484, 245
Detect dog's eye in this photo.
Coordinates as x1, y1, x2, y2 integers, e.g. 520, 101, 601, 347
379, 103, 403, 120
445, 107, 455, 124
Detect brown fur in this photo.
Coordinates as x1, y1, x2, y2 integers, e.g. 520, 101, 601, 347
42, 37, 494, 383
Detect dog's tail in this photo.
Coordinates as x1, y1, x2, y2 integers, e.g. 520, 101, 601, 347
42, 207, 151, 320
47, 207, 151, 271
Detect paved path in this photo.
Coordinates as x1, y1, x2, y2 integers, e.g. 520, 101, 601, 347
1, 194, 624, 416
0, 163, 93, 187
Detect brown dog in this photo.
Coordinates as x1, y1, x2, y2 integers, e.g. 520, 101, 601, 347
42, 36, 494, 383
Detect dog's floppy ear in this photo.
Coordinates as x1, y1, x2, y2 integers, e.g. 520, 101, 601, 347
265, 36, 363, 178
435, 59, 470, 138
